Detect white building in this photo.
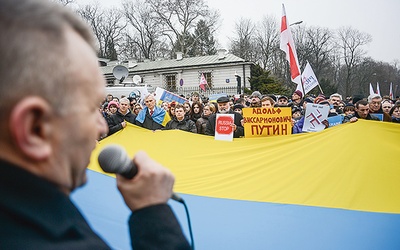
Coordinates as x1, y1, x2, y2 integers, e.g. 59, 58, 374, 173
100, 50, 253, 96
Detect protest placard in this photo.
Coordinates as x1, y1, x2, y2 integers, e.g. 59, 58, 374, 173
215, 114, 234, 141
302, 103, 329, 132
242, 107, 292, 138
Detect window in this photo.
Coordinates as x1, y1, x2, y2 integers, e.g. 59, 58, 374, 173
165, 74, 177, 92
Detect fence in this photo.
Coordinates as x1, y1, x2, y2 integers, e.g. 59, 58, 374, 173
166, 86, 241, 98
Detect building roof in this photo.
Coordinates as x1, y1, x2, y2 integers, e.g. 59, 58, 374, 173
100, 53, 250, 75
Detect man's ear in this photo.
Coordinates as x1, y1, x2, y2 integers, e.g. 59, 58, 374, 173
9, 97, 53, 161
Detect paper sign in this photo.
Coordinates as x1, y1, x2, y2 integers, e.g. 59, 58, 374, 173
242, 107, 292, 138
302, 103, 329, 132
215, 114, 234, 141
370, 113, 383, 121
327, 115, 343, 127
155, 87, 187, 105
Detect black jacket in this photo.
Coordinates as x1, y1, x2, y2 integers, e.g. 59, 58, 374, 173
135, 110, 165, 131
0, 160, 190, 250
196, 115, 210, 134
343, 112, 380, 123
107, 110, 136, 136
205, 110, 244, 138
164, 117, 197, 133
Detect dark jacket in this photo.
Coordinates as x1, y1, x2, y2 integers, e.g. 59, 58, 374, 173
292, 116, 305, 134
205, 110, 244, 138
370, 108, 392, 122
107, 110, 136, 136
196, 115, 210, 134
343, 112, 380, 123
164, 117, 197, 133
135, 109, 165, 131
0, 160, 190, 250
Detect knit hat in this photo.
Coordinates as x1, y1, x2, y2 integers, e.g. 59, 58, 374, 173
294, 90, 303, 99
250, 91, 262, 99
107, 101, 119, 109
233, 104, 244, 110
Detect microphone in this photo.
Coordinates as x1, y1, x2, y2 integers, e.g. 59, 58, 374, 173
98, 144, 183, 203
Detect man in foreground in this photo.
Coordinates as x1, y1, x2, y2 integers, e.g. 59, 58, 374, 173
0, 0, 190, 249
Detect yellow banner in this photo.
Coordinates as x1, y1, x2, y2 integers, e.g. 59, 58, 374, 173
243, 107, 292, 137
89, 120, 400, 214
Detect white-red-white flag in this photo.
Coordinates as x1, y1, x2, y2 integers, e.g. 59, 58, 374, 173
301, 62, 320, 95
376, 82, 381, 96
199, 73, 207, 91
280, 4, 302, 93
369, 83, 375, 96
389, 82, 393, 100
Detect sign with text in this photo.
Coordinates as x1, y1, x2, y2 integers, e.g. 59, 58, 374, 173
215, 114, 234, 141
302, 103, 329, 132
155, 87, 187, 106
242, 107, 292, 138
327, 115, 343, 127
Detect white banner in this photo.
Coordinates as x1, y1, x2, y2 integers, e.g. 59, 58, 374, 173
301, 62, 319, 95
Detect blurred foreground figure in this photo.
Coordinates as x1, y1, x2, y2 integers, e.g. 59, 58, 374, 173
0, 0, 190, 249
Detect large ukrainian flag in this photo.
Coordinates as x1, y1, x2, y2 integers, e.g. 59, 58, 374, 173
71, 120, 400, 250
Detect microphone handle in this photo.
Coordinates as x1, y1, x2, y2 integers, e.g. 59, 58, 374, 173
120, 161, 184, 203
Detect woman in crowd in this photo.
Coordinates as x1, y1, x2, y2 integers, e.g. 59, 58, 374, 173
107, 101, 119, 117
190, 101, 203, 123
133, 103, 143, 116
343, 104, 355, 116
389, 104, 400, 123
381, 99, 393, 113
168, 101, 177, 119
196, 104, 216, 134
183, 101, 192, 118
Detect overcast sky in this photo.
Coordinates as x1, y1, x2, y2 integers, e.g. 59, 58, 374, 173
77, 0, 400, 63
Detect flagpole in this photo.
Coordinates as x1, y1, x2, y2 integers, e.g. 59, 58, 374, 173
317, 83, 324, 94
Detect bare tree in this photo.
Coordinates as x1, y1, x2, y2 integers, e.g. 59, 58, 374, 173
298, 26, 336, 93
147, 0, 220, 57
229, 18, 257, 62
77, 4, 126, 60
76, 4, 105, 55
122, 0, 166, 60
254, 15, 279, 70
100, 9, 127, 60
336, 26, 372, 97
54, 0, 74, 6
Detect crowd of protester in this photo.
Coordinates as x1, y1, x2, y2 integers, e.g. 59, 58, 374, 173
99, 90, 400, 139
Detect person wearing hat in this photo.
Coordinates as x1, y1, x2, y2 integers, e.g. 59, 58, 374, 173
277, 95, 289, 106
205, 96, 244, 138
291, 90, 303, 106
233, 103, 244, 115
249, 91, 262, 107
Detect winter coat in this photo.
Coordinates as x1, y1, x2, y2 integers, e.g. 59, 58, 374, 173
164, 117, 197, 133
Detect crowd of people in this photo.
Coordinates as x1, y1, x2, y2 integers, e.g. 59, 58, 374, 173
100, 89, 400, 138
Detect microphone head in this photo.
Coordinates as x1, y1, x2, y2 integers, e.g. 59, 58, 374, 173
98, 144, 133, 175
